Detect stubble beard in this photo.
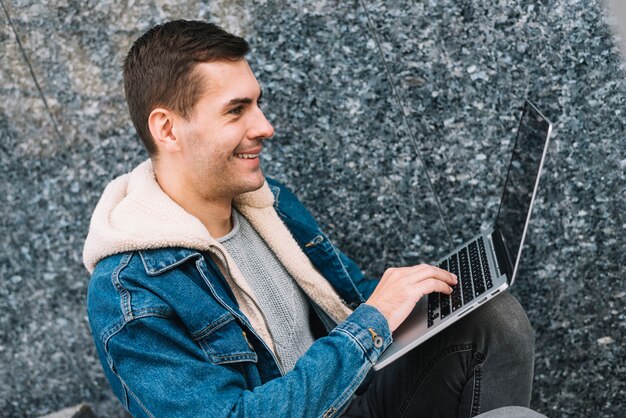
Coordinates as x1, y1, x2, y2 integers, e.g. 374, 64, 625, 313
193, 154, 265, 201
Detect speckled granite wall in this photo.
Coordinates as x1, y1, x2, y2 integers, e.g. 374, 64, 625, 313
1, 0, 624, 417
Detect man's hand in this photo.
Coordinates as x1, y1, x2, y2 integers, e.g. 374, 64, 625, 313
365, 264, 457, 332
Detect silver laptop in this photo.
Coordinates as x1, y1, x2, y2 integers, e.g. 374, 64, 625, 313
374, 100, 553, 371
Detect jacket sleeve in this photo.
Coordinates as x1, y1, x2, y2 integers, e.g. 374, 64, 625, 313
335, 247, 379, 300
102, 303, 391, 418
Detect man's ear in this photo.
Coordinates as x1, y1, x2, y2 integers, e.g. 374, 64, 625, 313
148, 108, 181, 153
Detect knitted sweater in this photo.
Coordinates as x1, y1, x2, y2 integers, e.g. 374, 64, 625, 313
218, 209, 315, 372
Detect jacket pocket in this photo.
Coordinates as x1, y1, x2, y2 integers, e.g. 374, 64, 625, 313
193, 313, 258, 365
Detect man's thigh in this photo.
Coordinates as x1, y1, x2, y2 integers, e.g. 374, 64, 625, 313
342, 292, 534, 418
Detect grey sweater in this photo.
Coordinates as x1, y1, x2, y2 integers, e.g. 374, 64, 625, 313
218, 209, 316, 373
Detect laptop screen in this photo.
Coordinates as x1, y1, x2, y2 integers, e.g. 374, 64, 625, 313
495, 101, 552, 271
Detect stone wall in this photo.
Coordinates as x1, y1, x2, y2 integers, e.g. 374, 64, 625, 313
1, 0, 624, 416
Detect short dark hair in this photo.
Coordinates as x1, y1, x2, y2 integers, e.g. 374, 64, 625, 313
123, 20, 250, 156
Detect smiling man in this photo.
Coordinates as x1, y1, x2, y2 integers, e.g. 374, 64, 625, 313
84, 20, 540, 418
148, 59, 273, 239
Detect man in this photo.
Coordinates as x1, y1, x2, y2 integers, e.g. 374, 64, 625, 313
84, 20, 538, 417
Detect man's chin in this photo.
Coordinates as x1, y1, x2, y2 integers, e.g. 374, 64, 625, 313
237, 173, 266, 195
248, 180, 265, 192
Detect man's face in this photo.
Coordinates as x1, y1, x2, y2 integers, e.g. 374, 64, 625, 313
172, 59, 274, 201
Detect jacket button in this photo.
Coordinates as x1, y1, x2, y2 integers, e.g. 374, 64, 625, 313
368, 327, 384, 349
374, 336, 383, 348
305, 235, 324, 247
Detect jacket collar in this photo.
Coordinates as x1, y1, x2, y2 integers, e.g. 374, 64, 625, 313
139, 247, 202, 276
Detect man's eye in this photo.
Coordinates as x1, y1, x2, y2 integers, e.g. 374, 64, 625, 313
229, 106, 243, 115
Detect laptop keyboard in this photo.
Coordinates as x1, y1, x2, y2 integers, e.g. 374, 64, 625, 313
427, 237, 494, 327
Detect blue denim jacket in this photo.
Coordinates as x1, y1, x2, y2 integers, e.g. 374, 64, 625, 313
87, 178, 391, 417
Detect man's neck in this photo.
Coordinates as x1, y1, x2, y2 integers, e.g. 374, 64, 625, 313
153, 166, 234, 239
189, 199, 233, 239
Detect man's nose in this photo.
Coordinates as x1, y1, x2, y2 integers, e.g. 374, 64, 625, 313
250, 108, 275, 141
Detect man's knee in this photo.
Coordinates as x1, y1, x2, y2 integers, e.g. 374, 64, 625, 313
469, 292, 535, 361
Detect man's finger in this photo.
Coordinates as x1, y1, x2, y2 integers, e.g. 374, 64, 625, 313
405, 266, 457, 286
413, 278, 454, 295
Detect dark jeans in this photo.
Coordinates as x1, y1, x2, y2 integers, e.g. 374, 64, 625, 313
342, 292, 535, 418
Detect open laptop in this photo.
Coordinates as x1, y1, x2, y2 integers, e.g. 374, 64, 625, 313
373, 100, 553, 370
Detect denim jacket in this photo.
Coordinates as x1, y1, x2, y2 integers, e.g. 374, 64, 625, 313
85, 161, 391, 418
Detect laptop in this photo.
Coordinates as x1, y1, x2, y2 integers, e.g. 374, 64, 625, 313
373, 100, 553, 371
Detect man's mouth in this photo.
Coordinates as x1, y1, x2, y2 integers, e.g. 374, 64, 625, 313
234, 147, 262, 159
235, 153, 259, 159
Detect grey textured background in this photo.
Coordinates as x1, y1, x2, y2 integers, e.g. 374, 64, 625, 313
1, 0, 624, 417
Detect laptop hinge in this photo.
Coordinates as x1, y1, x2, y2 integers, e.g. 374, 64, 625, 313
491, 228, 513, 281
